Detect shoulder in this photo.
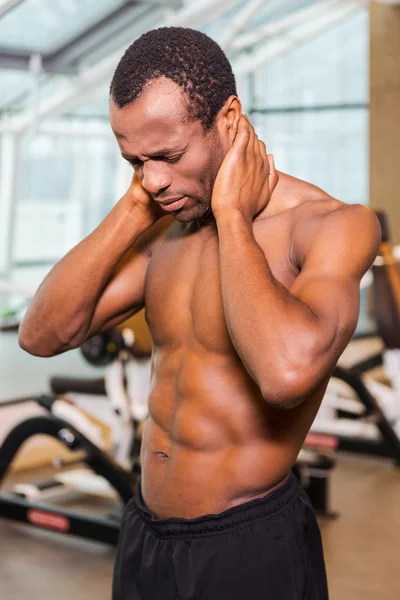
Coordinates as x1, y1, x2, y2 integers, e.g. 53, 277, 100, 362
293, 200, 381, 273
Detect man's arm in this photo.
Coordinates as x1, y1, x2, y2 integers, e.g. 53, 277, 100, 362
215, 203, 381, 408
19, 176, 168, 357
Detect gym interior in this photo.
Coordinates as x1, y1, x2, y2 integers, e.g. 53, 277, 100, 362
0, 1, 399, 599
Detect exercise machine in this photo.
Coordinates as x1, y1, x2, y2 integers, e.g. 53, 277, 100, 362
0, 324, 151, 545
0, 411, 134, 545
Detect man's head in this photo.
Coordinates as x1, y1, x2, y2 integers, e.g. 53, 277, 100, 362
110, 27, 241, 223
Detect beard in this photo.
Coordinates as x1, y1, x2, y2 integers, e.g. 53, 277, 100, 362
172, 127, 226, 225
172, 197, 214, 224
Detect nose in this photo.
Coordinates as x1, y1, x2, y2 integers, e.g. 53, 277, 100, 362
141, 162, 172, 197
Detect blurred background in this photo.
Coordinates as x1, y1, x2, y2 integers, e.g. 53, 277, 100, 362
0, 1, 399, 599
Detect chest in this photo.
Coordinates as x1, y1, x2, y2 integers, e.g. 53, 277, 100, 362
144, 220, 299, 351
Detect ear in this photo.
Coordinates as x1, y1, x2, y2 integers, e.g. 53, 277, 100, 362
215, 96, 242, 147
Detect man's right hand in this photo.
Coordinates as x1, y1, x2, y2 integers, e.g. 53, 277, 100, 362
124, 174, 165, 224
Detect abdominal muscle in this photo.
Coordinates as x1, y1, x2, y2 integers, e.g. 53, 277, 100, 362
139, 350, 310, 520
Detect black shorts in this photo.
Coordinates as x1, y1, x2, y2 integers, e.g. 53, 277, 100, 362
112, 472, 329, 600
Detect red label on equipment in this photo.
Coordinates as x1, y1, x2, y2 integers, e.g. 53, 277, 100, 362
27, 509, 70, 532
305, 433, 338, 450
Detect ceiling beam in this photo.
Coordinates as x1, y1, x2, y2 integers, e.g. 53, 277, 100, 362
0, 50, 76, 74
219, 0, 272, 51
136, 0, 182, 5
3, 0, 242, 133
0, 0, 23, 19
0, 1, 158, 75
46, 2, 150, 72
232, 2, 361, 75
163, 0, 240, 28
231, 0, 341, 52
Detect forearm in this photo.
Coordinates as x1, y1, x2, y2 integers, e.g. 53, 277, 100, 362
19, 196, 153, 355
215, 210, 329, 402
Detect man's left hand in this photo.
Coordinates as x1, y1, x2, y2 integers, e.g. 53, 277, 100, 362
211, 114, 279, 222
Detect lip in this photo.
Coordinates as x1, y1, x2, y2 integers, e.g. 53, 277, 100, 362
159, 197, 187, 212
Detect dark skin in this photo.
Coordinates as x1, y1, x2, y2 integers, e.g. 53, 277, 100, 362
19, 77, 381, 518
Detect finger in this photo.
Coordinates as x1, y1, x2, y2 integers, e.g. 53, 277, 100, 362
233, 113, 251, 153
241, 115, 257, 161
259, 141, 269, 179
252, 121, 259, 157
245, 115, 257, 155
268, 154, 279, 190
259, 139, 268, 160
268, 154, 276, 175
247, 117, 264, 169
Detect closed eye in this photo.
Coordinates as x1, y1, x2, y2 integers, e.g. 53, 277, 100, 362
126, 155, 182, 168
155, 155, 182, 164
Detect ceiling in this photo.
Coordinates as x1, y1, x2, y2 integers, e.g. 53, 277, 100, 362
0, 0, 366, 128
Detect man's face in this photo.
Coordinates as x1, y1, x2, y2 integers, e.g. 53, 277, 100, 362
110, 78, 226, 223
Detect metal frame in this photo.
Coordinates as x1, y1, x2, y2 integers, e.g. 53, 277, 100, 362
232, 1, 363, 75
219, 0, 270, 51
0, 0, 184, 74
0, 0, 24, 19
0, 1, 152, 74
0, 494, 121, 545
46, 2, 151, 74
231, 0, 341, 53
163, 0, 240, 29
0, 412, 135, 545
250, 102, 368, 115
329, 366, 400, 465
1, 0, 241, 133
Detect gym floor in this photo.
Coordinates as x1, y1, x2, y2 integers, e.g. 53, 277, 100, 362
0, 452, 399, 600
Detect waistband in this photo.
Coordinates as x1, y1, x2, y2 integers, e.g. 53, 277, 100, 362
134, 472, 300, 538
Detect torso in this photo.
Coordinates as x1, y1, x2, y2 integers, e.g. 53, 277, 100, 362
140, 173, 341, 518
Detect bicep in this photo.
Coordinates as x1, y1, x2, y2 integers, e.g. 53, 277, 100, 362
289, 205, 381, 353
290, 272, 360, 352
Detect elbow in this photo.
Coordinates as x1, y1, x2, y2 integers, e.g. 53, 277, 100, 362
259, 335, 337, 409
18, 320, 83, 357
18, 328, 55, 357
18, 323, 58, 357
260, 366, 320, 410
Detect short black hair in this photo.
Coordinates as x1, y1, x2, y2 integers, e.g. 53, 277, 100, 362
110, 27, 237, 131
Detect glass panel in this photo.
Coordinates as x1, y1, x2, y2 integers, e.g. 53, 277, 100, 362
0, 69, 32, 111
248, 0, 322, 29
0, 0, 127, 53
249, 8, 369, 331
253, 10, 368, 108
251, 9, 369, 205
68, 97, 110, 119
78, 6, 163, 71
254, 108, 368, 205
200, 0, 321, 39
12, 131, 118, 278
0, 72, 68, 115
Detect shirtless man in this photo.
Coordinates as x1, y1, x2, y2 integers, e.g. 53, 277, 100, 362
19, 27, 380, 600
